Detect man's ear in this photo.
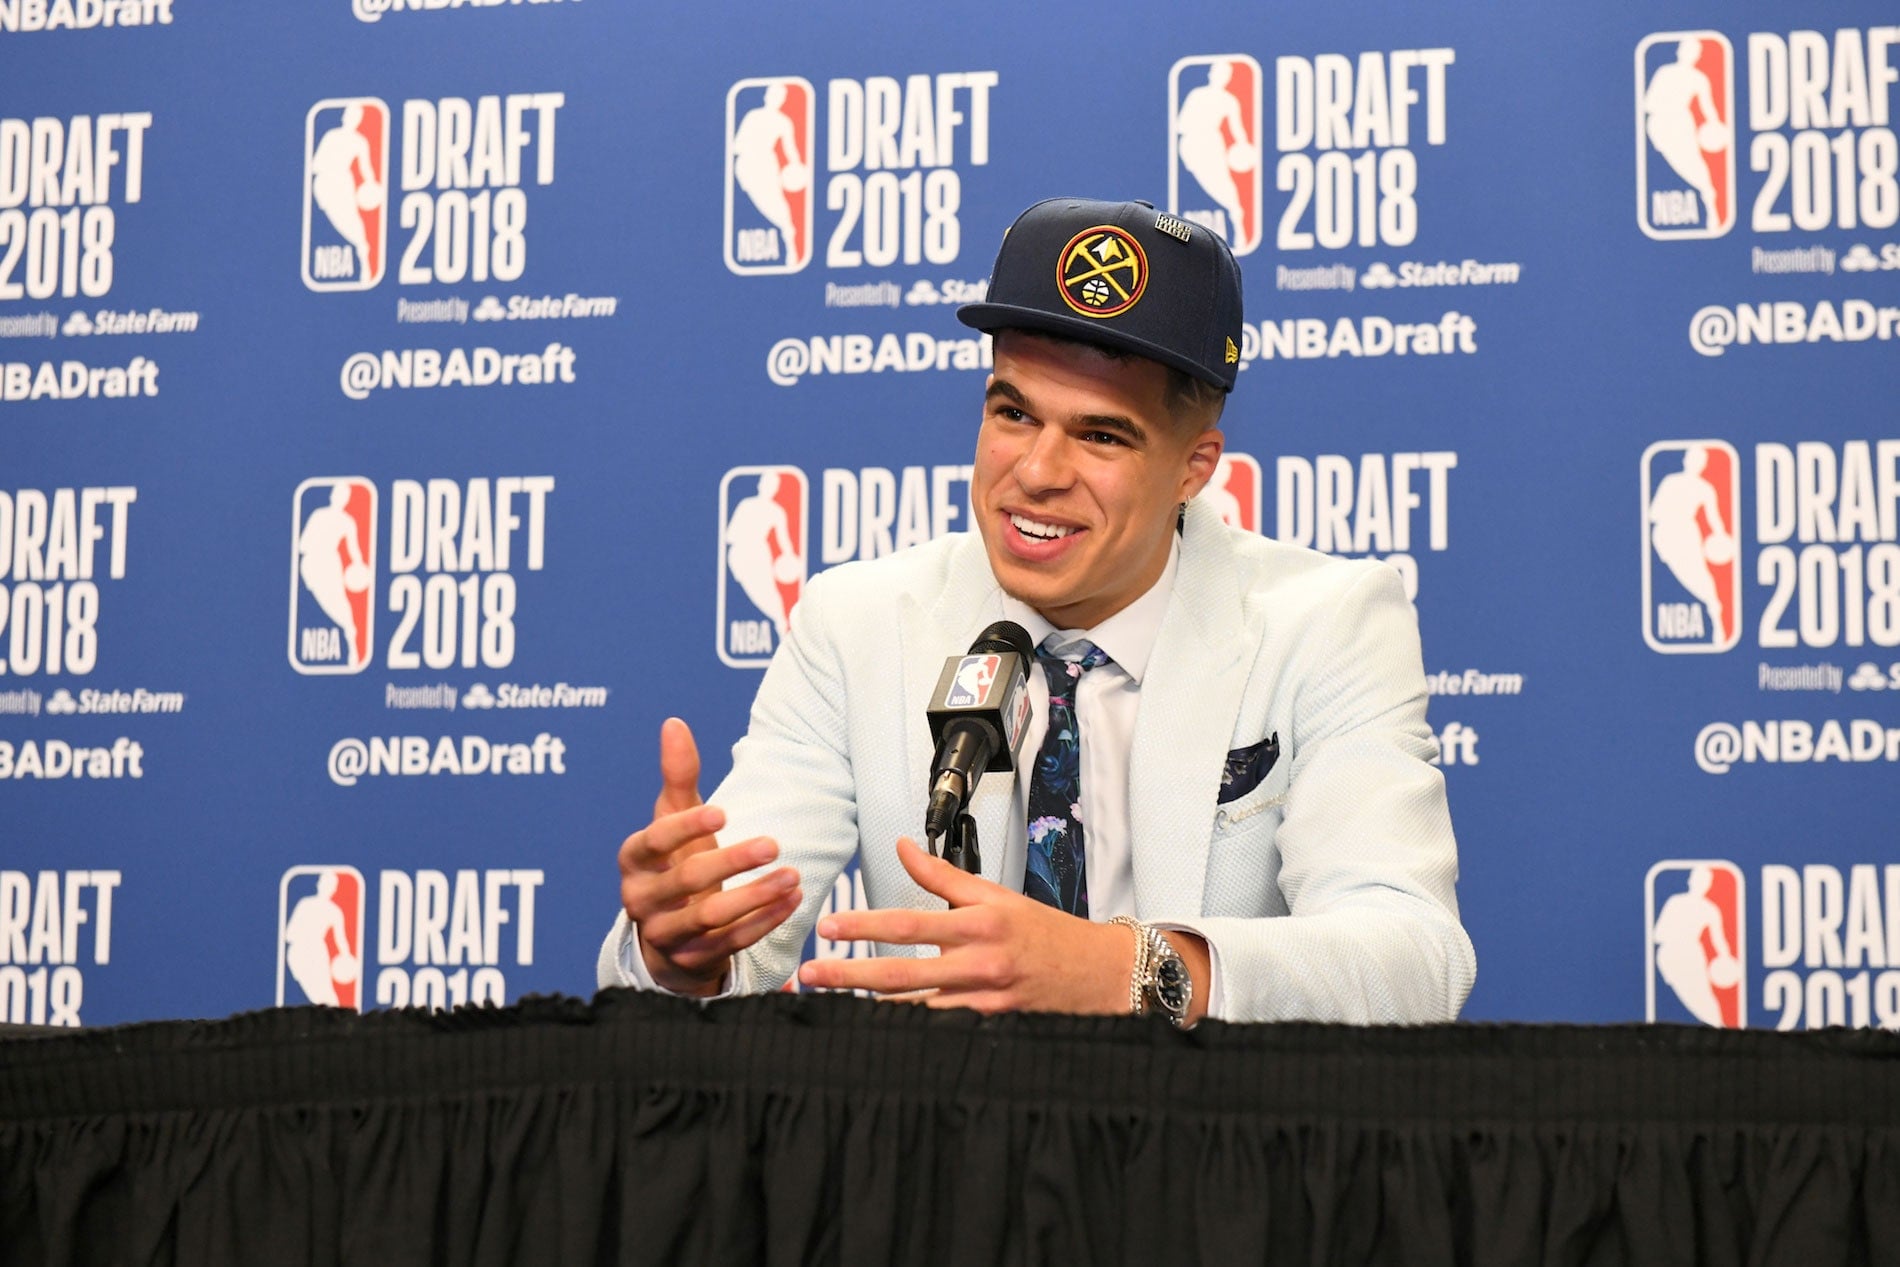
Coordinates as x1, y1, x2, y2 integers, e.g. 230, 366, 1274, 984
1178, 428, 1225, 502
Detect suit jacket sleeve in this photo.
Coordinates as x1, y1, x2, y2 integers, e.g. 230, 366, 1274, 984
1169, 559, 1476, 1024
597, 566, 865, 994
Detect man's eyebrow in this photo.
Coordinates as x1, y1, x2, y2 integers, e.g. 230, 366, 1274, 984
1075, 412, 1147, 445
984, 380, 1148, 444
984, 379, 1028, 408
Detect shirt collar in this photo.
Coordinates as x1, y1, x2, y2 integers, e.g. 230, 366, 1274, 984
997, 535, 1179, 685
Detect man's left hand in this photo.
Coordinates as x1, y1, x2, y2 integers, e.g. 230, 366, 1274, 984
796, 837, 1142, 1014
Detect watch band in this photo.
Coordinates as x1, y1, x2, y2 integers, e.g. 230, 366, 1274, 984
1141, 925, 1192, 1028
1109, 917, 1192, 1026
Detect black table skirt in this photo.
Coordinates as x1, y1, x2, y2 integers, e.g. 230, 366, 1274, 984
3, 991, 1897, 1266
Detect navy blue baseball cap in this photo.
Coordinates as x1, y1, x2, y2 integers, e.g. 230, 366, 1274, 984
957, 196, 1245, 391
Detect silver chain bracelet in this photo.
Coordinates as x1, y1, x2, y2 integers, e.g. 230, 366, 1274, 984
1108, 915, 1149, 1016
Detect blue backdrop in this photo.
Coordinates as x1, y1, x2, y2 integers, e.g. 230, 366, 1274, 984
5, 0, 1898, 1032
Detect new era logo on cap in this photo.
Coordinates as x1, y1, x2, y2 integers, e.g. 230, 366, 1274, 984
957, 196, 1245, 391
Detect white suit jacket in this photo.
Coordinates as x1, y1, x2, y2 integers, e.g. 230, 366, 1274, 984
601, 499, 1476, 1023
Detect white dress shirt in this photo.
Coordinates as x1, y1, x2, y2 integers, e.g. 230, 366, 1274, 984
996, 538, 1178, 923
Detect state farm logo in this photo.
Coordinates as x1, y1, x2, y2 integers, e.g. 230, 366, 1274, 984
278, 865, 366, 1010
718, 466, 808, 667
1642, 441, 1742, 653
1646, 859, 1747, 1028
303, 100, 391, 290
1168, 55, 1264, 254
1198, 451, 1261, 532
289, 477, 377, 674
726, 78, 816, 274
1637, 33, 1738, 239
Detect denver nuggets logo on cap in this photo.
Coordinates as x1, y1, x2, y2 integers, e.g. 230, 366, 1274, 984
1056, 226, 1148, 319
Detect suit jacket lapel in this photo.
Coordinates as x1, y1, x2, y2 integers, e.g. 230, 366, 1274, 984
1129, 501, 1249, 919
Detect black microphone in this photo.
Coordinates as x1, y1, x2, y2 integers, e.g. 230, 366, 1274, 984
924, 620, 1035, 846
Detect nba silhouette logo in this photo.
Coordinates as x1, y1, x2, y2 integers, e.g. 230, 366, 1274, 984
1636, 33, 1736, 239
278, 865, 367, 1010
718, 465, 808, 668
945, 655, 999, 707
303, 98, 391, 290
1168, 55, 1263, 255
1200, 451, 1261, 533
290, 477, 378, 674
1641, 440, 1741, 653
725, 77, 816, 275
1646, 859, 1746, 1027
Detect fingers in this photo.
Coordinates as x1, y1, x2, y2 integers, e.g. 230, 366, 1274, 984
618, 804, 724, 874
798, 943, 1012, 995
663, 863, 798, 931
894, 836, 1011, 909
800, 954, 942, 994
643, 868, 803, 962
702, 885, 805, 957
640, 881, 803, 994
815, 902, 989, 949
623, 834, 781, 917
653, 717, 703, 819
626, 718, 794, 994
661, 839, 785, 905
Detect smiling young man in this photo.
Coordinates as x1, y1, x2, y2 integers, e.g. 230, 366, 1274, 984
599, 198, 1475, 1025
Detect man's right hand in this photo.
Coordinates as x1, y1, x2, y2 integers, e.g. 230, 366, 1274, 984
618, 717, 803, 996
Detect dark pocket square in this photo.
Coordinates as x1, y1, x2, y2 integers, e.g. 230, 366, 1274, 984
1218, 733, 1280, 805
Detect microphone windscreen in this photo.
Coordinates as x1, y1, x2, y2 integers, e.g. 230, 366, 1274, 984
969, 619, 1033, 661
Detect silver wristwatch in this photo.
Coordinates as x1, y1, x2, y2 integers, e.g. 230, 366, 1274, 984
1111, 917, 1193, 1027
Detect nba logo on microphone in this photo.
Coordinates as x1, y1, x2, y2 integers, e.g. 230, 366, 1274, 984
1200, 451, 1261, 533
278, 866, 367, 1011
1636, 32, 1736, 239
290, 477, 378, 674
302, 98, 391, 290
945, 655, 999, 707
1641, 440, 1740, 653
1168, 54, 1263, 255
718, 466, 808, 668
1645, 859, 1746, 1027
725, 77, 816, 274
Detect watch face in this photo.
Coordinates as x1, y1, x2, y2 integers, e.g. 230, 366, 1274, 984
1155, 955, 1191, 1013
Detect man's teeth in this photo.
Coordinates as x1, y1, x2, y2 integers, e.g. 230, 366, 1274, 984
1010, 513, 1076, 541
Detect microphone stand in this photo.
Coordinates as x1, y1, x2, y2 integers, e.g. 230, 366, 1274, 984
937, 810, 980, 875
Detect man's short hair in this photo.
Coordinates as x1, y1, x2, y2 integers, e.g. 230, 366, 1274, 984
993, 328, 1226, 432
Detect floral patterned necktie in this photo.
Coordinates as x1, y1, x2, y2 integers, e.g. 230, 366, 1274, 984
1024, 639, 1110, 918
